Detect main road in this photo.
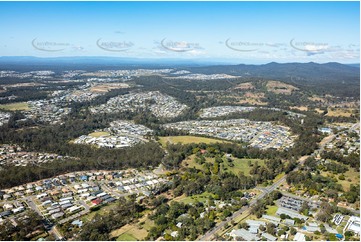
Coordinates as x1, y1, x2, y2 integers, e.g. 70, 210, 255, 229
198, 174, 288, 241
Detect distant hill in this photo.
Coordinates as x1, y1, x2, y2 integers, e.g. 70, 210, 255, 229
184, 62, 360, 97
346, 63, 360, 68
184, 62, 359, 85
0, 57, 358, 97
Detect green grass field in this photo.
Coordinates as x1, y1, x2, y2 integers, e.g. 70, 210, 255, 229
139, 218, 155, 231
266, 205, 279, 216
111, 213, 151, 241
337, 167, 360, 191
159, 135, 228, 147
183, 154, 206, 170
223, 157, 264, 175
321, 163, 359, 191
174, 191, 215, 204
117, 233, 137, 241
89, 131, 110, 137
0, 102, 30, 111
82, 203, 118, 222
183, 154, 264, 176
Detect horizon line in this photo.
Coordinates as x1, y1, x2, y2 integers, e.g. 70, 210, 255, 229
0, 56, 359, 66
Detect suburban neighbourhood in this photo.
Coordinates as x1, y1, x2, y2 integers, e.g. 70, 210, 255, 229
0, 144, 70, 168
163, 119, 296, 150
74, 120, 153, 148
90, 91, 189, 119
0, 111, 10, 127
199, 106, 306, 119
0, 169, 168, 228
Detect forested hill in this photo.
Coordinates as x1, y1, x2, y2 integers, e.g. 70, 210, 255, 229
184, 62, 360, 85
183, 62, 360, 97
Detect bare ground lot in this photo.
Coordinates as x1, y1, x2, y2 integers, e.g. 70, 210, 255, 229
326, 108, 356, 117
234, 82, 255, 90
90, 83, 130, 93
266, 81, 298, 95
290, 106, 308, 111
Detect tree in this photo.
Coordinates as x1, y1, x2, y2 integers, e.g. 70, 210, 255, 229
316, 202, 335, 222
300, 201, 310, 216
259, 224, 266, 231
266, 223, 276, 235
239, 222, 249, 229
212, 161, 219, 175
280, 213, 291, 220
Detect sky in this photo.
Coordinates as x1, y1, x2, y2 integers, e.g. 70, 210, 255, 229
0, 1, 359, 64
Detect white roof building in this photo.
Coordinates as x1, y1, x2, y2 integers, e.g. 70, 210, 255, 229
230, 228, 260, 241
293, 232, 306, 242
344, 216, 361, 235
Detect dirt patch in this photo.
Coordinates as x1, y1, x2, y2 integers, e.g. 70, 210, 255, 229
234, 82, 255, 90
309, 96, 327, 103
315, 108, 325, 114
90, 83, 130, 93
290, 106, 308, 111
326, 108, 355, 117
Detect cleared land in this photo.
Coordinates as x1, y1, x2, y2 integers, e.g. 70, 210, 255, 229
266, 81, 298, 95
111, 223, 147, 241
290, 106, 308, 111
89, 131, 110, 137
0, 102, 30, 111
234, 82, 255, 90
90, 83, 130, 93
308, 96, 327, 103
326, 108, 355, 117
159, 135, 228, 147
315, 108, 325, 114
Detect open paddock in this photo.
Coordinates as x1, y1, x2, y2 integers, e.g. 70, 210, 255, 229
0, 102, 30, 111
159, 135, 229, 147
